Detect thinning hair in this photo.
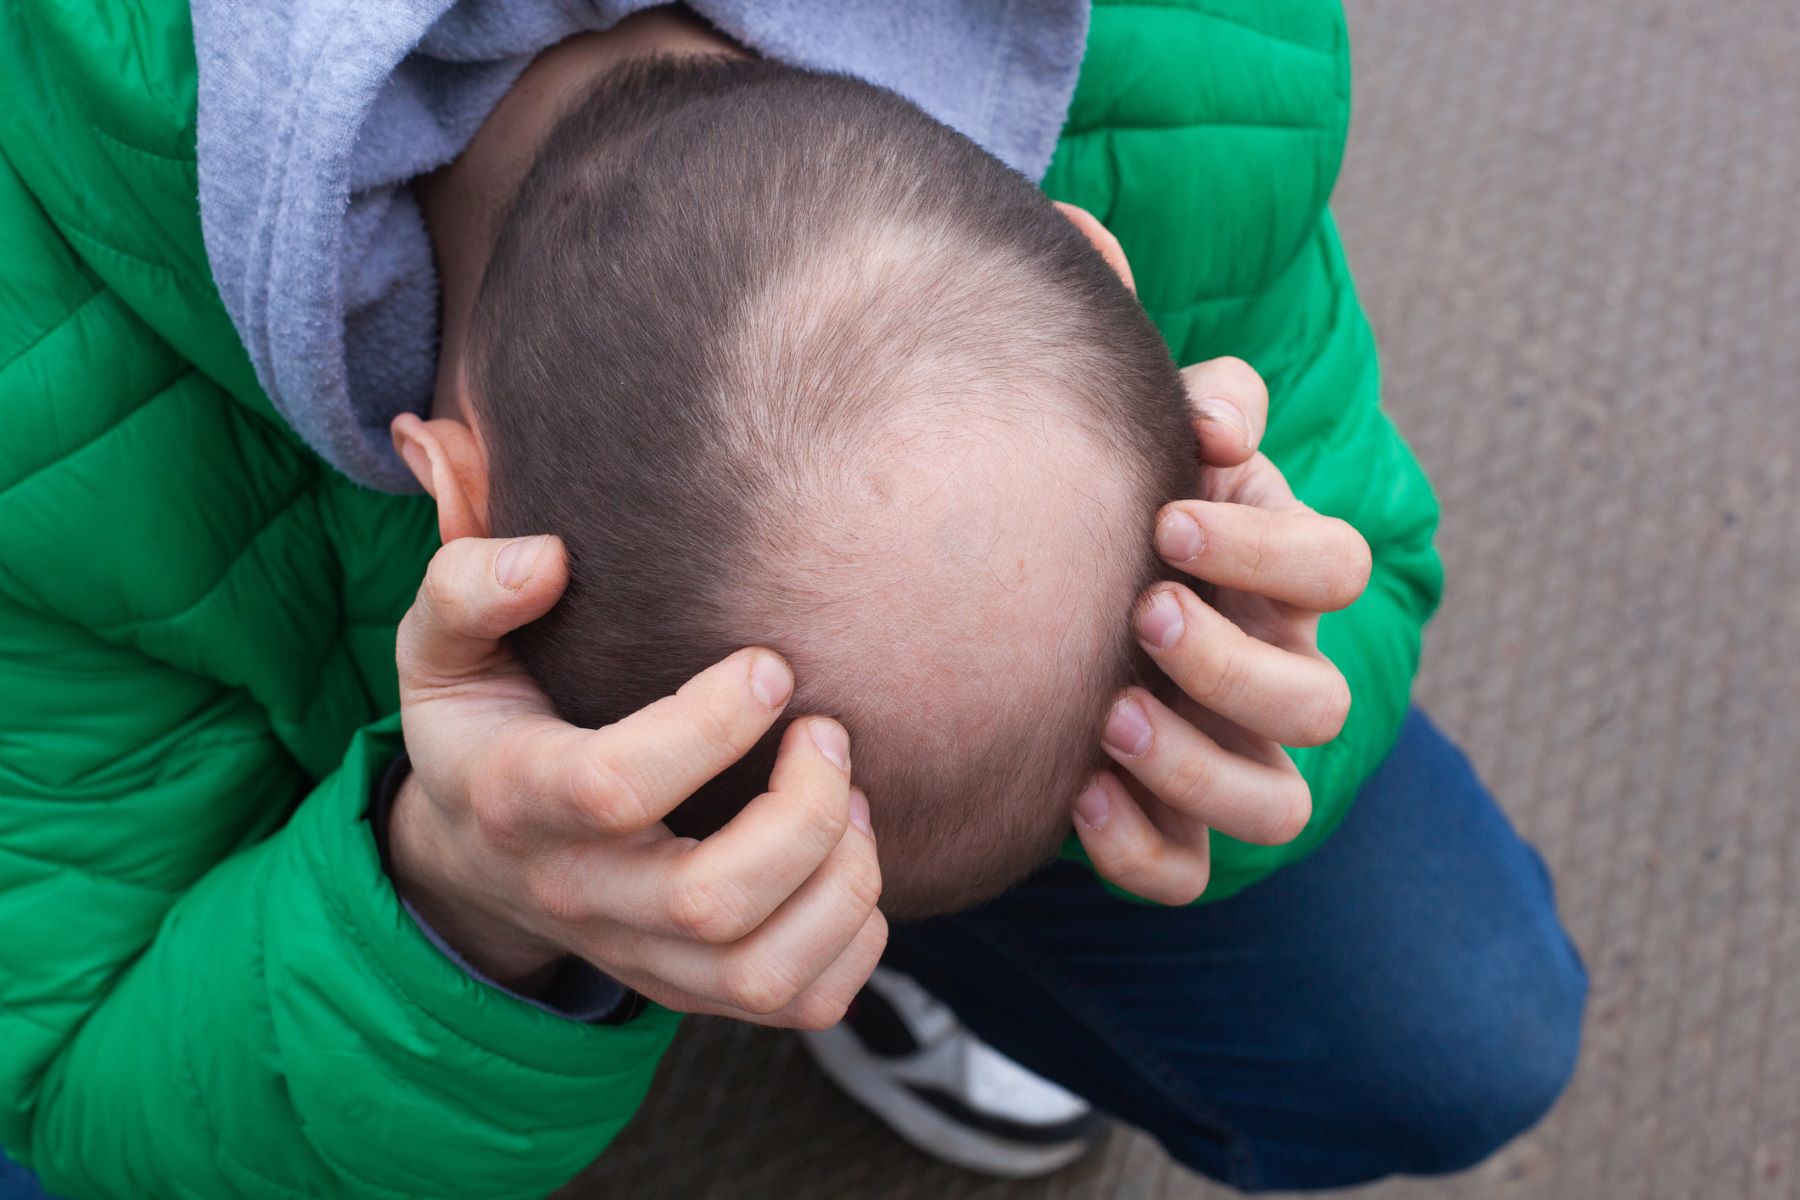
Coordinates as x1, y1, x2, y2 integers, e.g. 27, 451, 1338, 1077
469, 56, 1194, 916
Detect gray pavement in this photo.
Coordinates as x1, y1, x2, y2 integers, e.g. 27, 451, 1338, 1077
562, 2, 1800, 1195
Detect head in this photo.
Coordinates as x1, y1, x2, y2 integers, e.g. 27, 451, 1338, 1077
402, 56, 1195, 917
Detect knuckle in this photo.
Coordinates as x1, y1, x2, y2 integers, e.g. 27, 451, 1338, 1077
1158, 861, 1211, 906
690, 698, 750, 762
836, 849, 884, 914
862, 909, 891, 959
669, 876, 756, 945
1326, 520, 1374, 606
1097, 837, 1159, 891
1241, 526, 1275, 581
418, 549, 469, 625
469, 740, 535, 844
722, 956, 797, 1015
776, 782, 851, 858
395, 604, 424, 661
471, 796, 523, 852
469, 770, 529, 854
791, 989, 853, 1031
471, 802, 525, 859
1295, 669, 1353, 746
575, 752, 653, 835
1264, 777, 1313, 845
525, 859, 586, 928
1161, 745, 1220, 810
1189, 636, 1250, 709
1208, 356, 1268, 403
1320, 671, 1353, 739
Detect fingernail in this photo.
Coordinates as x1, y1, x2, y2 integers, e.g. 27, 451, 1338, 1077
1156, 510, 1205, 563
848, 788, 874, 836
749, 653, 793, 709
1102, 695, 1154, 757
1135, 588, 1185, 651
810, 719, 850, 771
495, 536, 547, 590
1074, 780, 1112, 831
1197, 400, 1251, 453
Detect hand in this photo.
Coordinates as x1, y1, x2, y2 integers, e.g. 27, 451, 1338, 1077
1074, 357, 1373, 903
389, 534, 886, 1028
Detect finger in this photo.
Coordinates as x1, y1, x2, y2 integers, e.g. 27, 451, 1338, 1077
1180, 357, 1270, 467
1100, 687, 1313, 845
707, 791, 883, 1013
589, 789, 882, 1017
601, 718, 854, 942
1133, 584, 1352, 748
397, 535, 569, 686
625, 907, 889, 1030
1155, 500, 1372, 614
496, 647, 798, 841
1071, 772, 1211, 905
772, 906, 890, 1030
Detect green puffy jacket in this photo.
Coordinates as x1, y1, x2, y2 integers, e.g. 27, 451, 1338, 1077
0, 1, 1440, 1196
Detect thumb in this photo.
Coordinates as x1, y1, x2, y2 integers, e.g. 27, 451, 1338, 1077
398, 534, 569, 684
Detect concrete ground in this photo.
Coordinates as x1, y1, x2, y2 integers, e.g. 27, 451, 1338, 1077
564, 2, 1800, 1196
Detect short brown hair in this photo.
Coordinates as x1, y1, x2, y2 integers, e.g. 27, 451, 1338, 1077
470, 57, 1193, 917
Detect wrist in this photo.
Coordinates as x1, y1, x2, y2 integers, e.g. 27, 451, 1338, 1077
387, 770, 565, 993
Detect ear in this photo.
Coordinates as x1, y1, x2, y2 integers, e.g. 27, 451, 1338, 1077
391, 412, 491, 543
1053, 201, 1136, 294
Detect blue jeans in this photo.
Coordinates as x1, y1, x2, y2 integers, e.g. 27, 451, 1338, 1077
0, 1154, 51, 1200
885, 708, 1588, 1192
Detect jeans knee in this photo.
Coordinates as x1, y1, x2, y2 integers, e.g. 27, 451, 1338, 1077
1396, 936, 1589, 1174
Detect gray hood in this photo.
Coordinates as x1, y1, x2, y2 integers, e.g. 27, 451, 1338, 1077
191, 0, 1090, 491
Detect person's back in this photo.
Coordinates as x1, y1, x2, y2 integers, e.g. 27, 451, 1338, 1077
465, 57, 1196, 914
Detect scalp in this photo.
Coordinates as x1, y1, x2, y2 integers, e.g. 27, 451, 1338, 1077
728, 414, 1158, 914
706, 229, 1171, 913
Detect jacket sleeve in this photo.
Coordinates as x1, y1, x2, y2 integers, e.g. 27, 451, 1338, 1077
0, 607, 681, 1200
0, 601, 680, 1200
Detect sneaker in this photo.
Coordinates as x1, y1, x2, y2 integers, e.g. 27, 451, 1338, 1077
799, 967, 1099, 1178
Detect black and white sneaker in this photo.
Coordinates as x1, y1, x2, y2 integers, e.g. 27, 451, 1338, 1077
799, 967, 1099, 1178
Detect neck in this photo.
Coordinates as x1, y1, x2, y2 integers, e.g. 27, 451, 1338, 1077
419, 8, 742, 419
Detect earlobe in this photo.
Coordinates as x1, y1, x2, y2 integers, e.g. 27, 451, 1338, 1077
1053, 201, 1136, 294
390, 412, 492, 543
